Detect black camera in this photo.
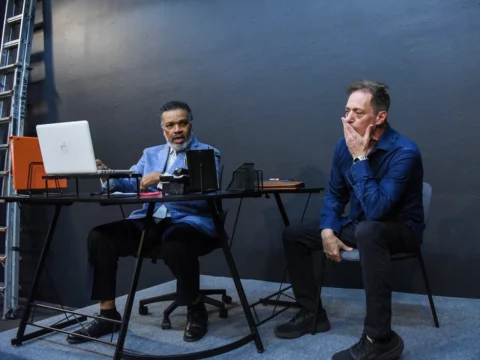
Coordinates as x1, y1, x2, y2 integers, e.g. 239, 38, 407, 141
160, 168, 190, 195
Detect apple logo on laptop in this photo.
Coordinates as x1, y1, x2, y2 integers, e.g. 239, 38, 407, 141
60, 142, 68, 153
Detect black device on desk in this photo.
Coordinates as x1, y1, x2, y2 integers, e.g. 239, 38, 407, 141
161, 149, 218, 195
161, 168, 190, 195
186, 149, 219, 193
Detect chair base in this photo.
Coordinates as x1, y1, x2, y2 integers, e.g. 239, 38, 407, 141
139, 289, 233, 330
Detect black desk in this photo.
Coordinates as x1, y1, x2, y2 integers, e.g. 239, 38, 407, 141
225, 188, 324, 326
1, 191, 265, 360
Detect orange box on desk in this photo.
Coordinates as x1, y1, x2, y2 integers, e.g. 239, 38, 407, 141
10, 136, 67, 191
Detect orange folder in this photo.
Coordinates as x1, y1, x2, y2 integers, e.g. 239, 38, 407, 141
10, 136, 67, 191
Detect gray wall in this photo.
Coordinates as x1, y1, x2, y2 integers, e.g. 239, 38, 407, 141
20, 0, 480, 307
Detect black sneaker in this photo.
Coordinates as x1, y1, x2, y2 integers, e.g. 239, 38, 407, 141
332, 331, 404, 360
66, 312, 122, 344
183, 301, 208, 342
274, 308, 330, 339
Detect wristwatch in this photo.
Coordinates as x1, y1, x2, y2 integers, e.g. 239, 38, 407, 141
353, 155, 369, 164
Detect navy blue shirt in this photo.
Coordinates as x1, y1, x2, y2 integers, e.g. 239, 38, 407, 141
319, 124, 425, 238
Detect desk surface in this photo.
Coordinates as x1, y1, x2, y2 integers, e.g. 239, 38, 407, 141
260, 187, 323, 194
0, 187, 323, 205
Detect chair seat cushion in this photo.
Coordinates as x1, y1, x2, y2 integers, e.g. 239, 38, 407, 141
340, 249, 360, 261
339, 249, 419, 262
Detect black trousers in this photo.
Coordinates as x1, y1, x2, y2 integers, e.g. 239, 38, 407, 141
87, 218, 218, 306
283, 220, 421, 339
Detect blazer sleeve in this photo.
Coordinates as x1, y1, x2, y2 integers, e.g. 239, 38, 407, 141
102, 153, 146, 193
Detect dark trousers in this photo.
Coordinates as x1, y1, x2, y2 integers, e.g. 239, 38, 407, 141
87, 218, 217, 306
283, 220, 421, 339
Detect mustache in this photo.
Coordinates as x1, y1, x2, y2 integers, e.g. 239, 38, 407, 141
172, 134, 185, 140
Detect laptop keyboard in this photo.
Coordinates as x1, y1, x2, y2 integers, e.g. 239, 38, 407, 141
98, 169, 133, 174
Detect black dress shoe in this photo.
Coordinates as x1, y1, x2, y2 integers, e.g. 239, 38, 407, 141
183, 302, 208, 342
274, 308, 330, 339
66, 312, 122, 344
332, 331, 404, 360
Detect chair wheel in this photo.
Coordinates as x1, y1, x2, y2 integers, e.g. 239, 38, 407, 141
138, 305, 148, 315
162, 318, 171, 330
222, 295, 232, 304
219, 308, 228, 318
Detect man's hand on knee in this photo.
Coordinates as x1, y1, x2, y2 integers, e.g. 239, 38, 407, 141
321, 230, 353, 262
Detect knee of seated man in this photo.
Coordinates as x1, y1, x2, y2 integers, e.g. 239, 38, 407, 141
161, 240, 188, 262
87, 227, 104, 247
161, 229, 189, 254
282, 223, 306, 244
355, 221, 386, 248
87, 224, 118, 248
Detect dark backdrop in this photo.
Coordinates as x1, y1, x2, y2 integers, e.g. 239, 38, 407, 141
15, 0, 480, 307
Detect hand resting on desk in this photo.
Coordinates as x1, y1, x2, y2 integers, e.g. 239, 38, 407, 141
95, 159, 109, 182
139, 171, 162, 191
96, 158, 160, 192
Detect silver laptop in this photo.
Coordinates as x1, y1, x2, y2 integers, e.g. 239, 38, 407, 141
36, 120, 133, 175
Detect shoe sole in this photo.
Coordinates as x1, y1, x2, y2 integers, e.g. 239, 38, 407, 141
274, 320, 331, 339
330, 334, 404, 360
183, 328, 208, 342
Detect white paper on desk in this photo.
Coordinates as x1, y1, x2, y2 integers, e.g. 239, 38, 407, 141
108, 192, 137, 196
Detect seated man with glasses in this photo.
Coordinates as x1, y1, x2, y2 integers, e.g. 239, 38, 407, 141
66, 101, 221, 344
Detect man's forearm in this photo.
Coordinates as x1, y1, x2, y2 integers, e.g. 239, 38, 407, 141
319, 192, 346, 235
349, 150, 419, 220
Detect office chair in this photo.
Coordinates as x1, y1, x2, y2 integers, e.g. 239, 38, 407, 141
137, 165, 233, 330
312, 182, 439, 334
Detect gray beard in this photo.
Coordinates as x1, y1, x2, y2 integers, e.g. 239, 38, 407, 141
164, 132, 192, 152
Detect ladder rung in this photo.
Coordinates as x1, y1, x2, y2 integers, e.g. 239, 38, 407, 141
34, 22, 44, 32
0, 144, 9, 150
0, 171, 9, 175
30, 52, 44, 64
0, 227, 6, 232
0, 90, 14, 100
4, 39, 20, 49
0, 116, 12, 125
0, 63, 19, 75
7, 15, 23, 25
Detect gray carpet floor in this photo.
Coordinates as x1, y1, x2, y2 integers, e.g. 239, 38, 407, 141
0, 275, 478, 360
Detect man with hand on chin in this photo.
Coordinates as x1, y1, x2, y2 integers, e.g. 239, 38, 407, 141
274, 80, 424, 360
67, 101, 221, 344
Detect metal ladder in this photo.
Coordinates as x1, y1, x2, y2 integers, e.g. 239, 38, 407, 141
1, 0, 38, 320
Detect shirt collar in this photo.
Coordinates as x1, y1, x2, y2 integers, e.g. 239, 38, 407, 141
372, 123, 397, 152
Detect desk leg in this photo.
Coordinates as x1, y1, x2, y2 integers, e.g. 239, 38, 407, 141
12, 205, 63, 345
208, 200, 264, 353
273, 193, 290, 227
258, 193, 301, 311
114, 203, 155, 360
